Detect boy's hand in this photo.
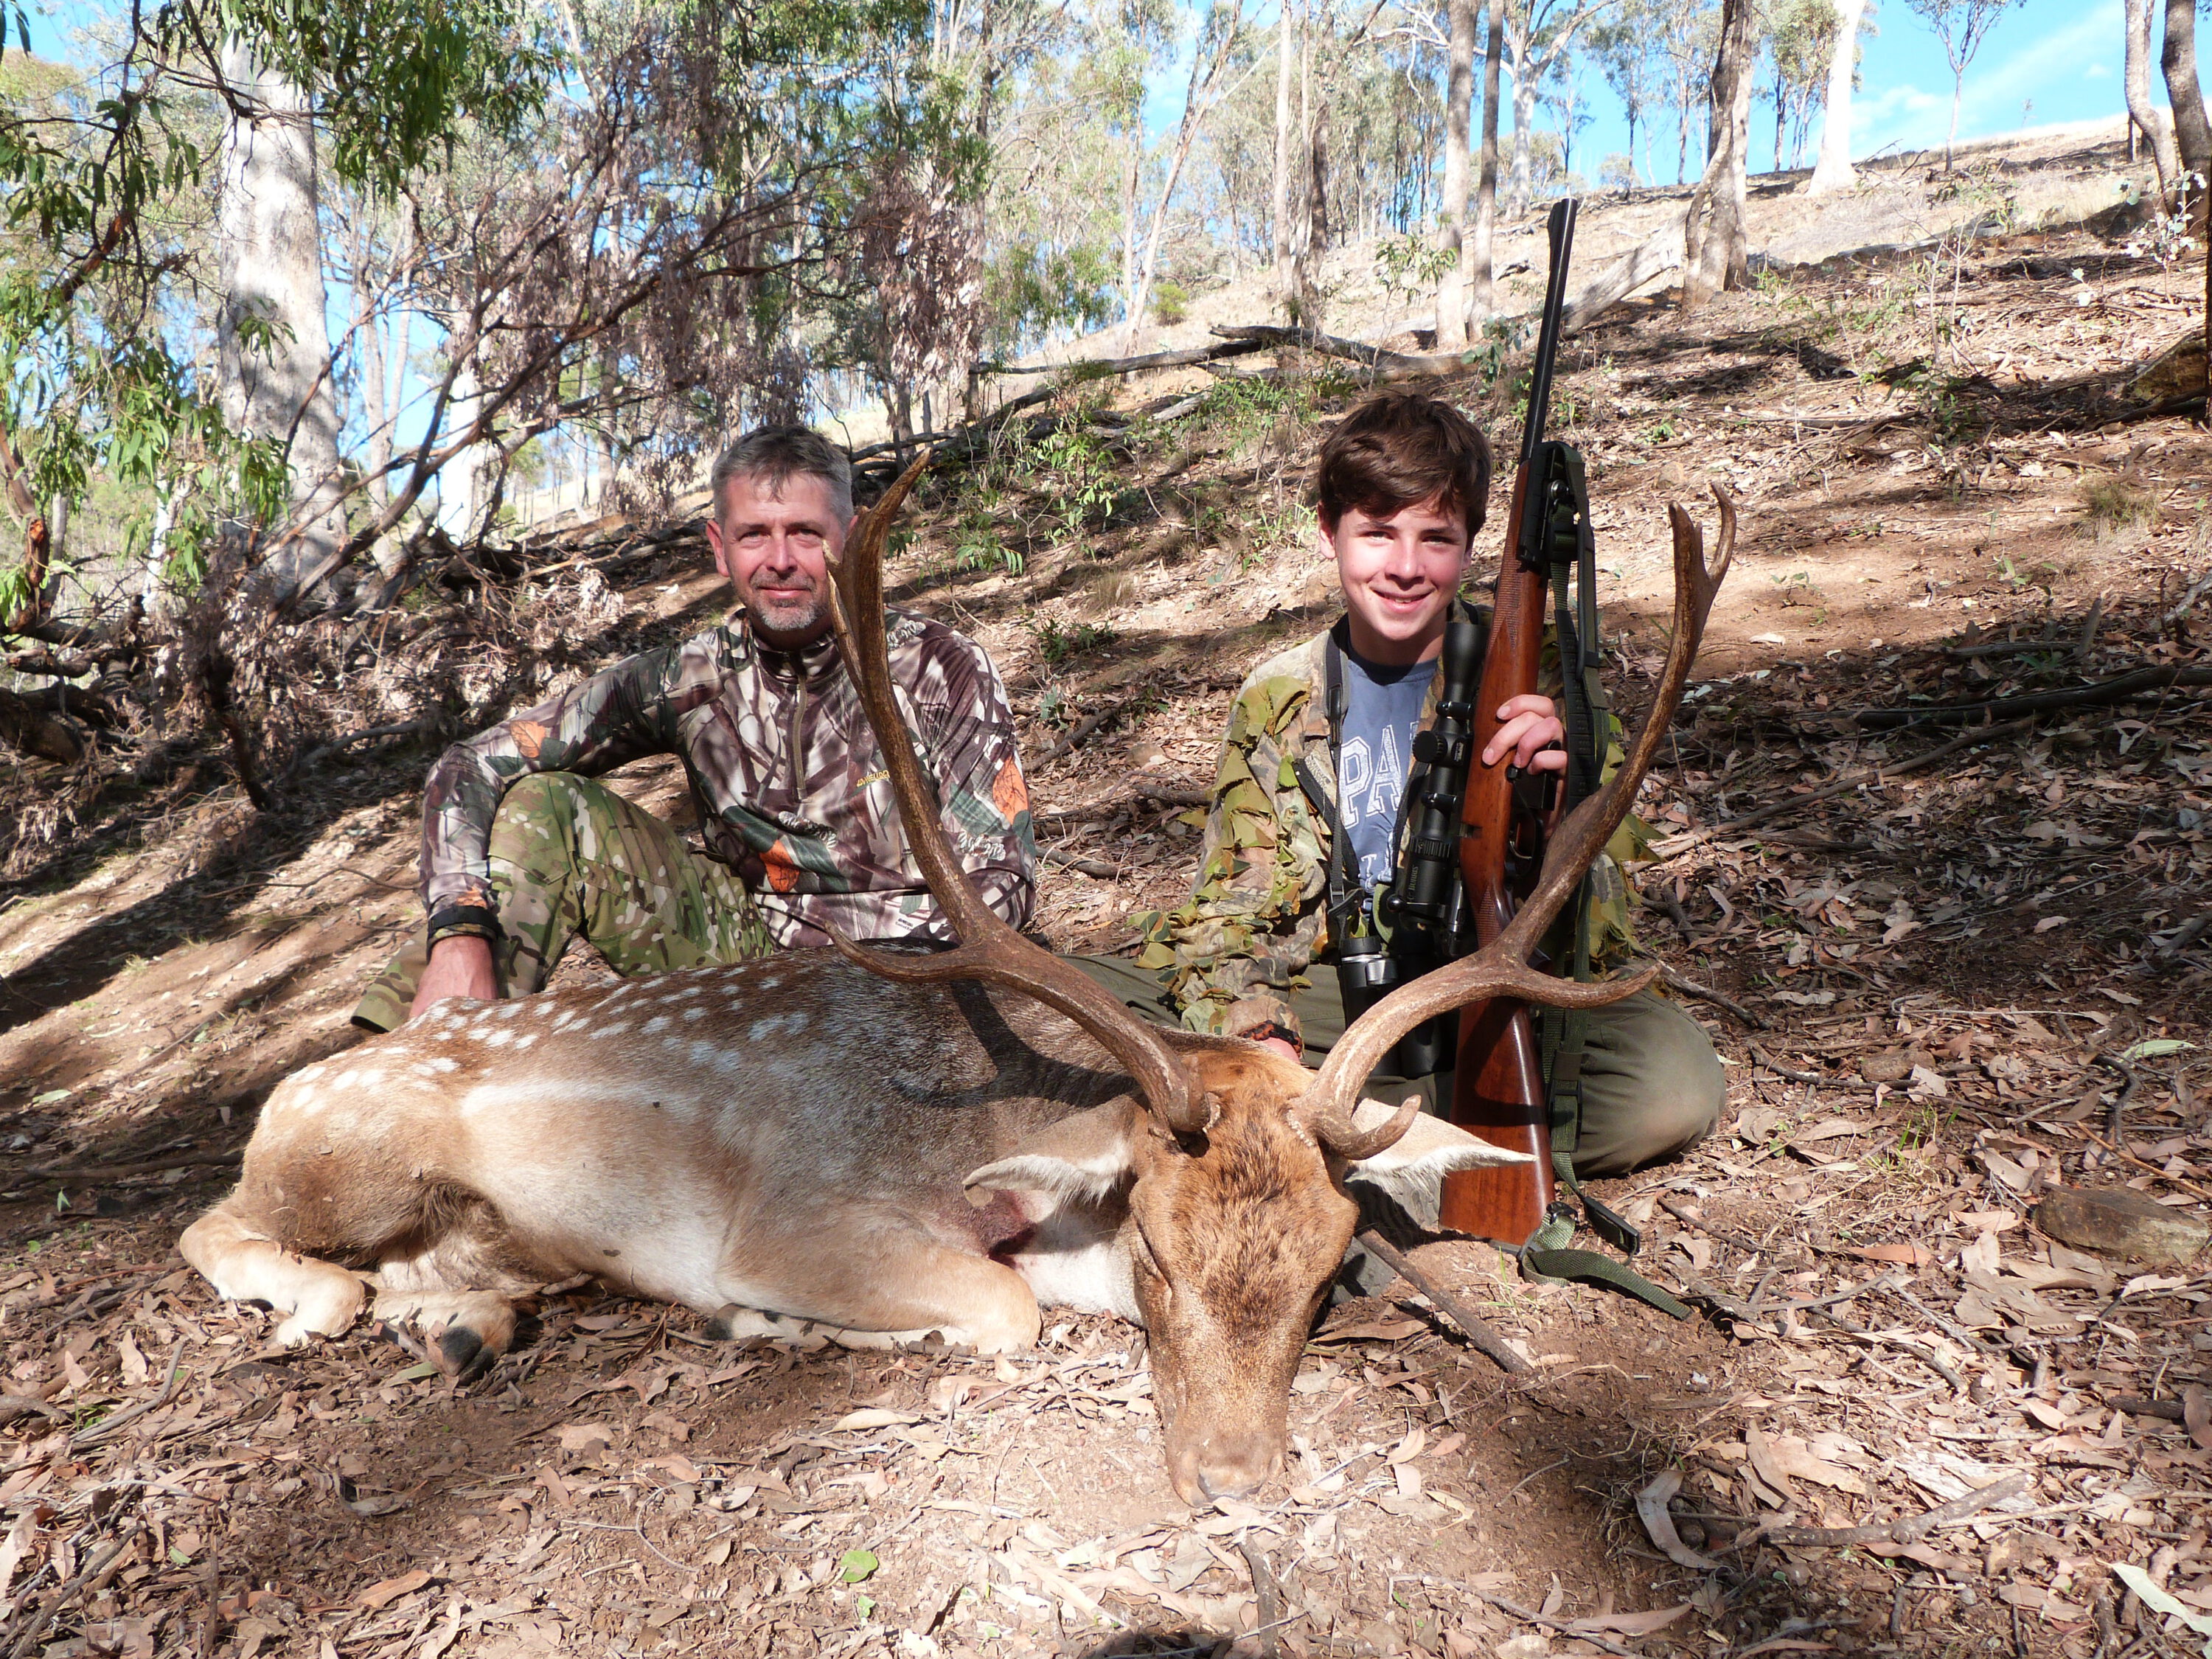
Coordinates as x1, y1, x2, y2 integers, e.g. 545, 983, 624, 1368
1482, 694, 1568, 771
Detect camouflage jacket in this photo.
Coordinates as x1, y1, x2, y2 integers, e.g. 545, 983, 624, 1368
1135, 611, 1648, 1043
421, 610, 1037, 948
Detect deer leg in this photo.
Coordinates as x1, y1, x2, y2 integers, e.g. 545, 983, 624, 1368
179, 1207, 367, 1346
375, 1227, 540, 1382
716, 1244, 1042, 1354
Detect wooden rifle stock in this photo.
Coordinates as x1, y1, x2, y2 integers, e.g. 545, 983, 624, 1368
1437, 195, 1581, 1244
1436, 462, 1555, 1242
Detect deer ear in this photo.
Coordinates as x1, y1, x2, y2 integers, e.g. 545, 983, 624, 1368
1344, 1100, 1533, 1205
964, 1104, 1141, 1206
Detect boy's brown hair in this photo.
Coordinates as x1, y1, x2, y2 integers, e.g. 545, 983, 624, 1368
1314, 392, 1493, 540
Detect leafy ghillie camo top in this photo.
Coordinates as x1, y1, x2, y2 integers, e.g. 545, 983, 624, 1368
420, 610, 1037, 947
1135, 612, 1648, 1044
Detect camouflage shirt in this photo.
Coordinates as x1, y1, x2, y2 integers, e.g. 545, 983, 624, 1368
1135, 611, 1648, 1043
420, 610, 1037, 948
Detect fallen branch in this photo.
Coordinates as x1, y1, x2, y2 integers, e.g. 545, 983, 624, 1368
1, 1530, 139, 1659
1652, 718, 2034, 858
1853, 664, 2212, 729
1658, 964, 1767, 1029
282, 716, 439, 782
1561, 223, 1684, 333
2112, 1394, 2186, 1421
1467, 1590, 1649, 1659
1238, 1538, 1287, 1658
976, 337, 1269, 380
0, 1394, 63, 1426
27, 1149, 242, 1182
1353, 1228, 1531, 1376
1759, 1472, 2032, 1548
72, 1343, 187, 1447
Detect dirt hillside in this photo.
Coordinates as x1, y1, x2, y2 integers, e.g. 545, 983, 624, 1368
2, 138, 2210, 1659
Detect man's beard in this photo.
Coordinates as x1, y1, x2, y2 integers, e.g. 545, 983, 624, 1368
742, 580, 828, 641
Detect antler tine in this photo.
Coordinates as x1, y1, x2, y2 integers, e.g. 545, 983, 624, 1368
822, 453, 1209, 1135
1300, 487, 1736, 1144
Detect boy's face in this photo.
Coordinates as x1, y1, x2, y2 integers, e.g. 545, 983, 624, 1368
1321, 493, 1472, 665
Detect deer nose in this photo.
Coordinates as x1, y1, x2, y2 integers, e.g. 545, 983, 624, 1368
1193, 1432, 1279, 1502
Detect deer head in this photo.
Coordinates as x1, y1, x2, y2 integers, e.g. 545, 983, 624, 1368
825, 458, 1734, 1504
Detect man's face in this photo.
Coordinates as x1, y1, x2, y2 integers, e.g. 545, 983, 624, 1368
704, 470, 849, 647
1321, 493, 1471, 665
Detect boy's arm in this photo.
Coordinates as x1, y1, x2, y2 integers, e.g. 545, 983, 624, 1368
1135, 672, 1330, 1046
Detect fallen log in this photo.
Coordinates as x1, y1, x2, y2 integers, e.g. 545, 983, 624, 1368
975, 337, 1270, 380
1853, 664, 2212, 728
0, 684, 86, 763
1561, 222, 1685, 332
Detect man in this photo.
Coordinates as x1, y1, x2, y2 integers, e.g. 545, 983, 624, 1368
1104, 392, 1722, 1180
353, 425, 1035, 1032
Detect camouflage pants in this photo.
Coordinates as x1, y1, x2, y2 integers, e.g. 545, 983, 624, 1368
1068, 956, 1721, 1180
353, 772, 776, 1032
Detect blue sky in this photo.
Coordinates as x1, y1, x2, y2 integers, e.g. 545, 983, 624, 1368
1141, 0, 2138, 184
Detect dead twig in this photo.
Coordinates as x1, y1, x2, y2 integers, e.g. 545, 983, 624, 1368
1238, 1537, 1286, 1658
1658, 965, 1767, 1029
1353, 1229, 1531, 1376
72, 1343, 186, 1447
1652, 718, 2034, 858
1, 1530, 138, 1659
1760, 1472, 2032, 1548
1467, 1590, 1649, 1659
1854, 664, 2212, 729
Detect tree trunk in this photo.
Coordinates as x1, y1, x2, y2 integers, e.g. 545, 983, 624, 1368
1273, 2, 1297, 310
215, 39, 346, 608
1682, 0, 1753, 313
1508, 35, 1536, 215
1806, 0, 1865, 196
1470, 0, 1505, 315
2129, 0, 2177, 206
1434, 0, 1477, 349
2164, 0, 2211, 227
1120, 124, 1143, 349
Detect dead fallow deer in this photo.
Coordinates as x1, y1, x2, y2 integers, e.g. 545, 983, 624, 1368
181, 459, 1732, 1504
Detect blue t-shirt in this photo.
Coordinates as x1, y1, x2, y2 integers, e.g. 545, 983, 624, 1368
1337, 645, 1436, 891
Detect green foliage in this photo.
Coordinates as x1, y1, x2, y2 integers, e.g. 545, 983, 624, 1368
949, 505, 1023, 575
1018, 423, 1118, 540
1151, 277, 1190, 327
985, 242, 1117, 352
1372, 234, 1454, 304
1031, 616, 1116, 663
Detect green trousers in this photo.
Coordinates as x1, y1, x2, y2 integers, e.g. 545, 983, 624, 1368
1065, 955, 1722, 1180
354, 772, 775, 1032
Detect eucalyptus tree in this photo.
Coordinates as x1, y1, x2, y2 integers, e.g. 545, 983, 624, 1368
1759, 0, 1836, 168
1502, 0, 1616, 214
1903, 0, 2020, 165
1682, 0, 1753, 308
1590, 1, 1660, 187
0, 0, 554, 630
2124, 0, 2175, 208
1804, 0, 1869, 195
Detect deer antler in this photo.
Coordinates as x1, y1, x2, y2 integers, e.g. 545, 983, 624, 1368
822, 454, 1211, 1135
1298, 487, 1737, 1147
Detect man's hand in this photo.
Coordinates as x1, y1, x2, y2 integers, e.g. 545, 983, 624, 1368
409, 935, 498, 1022
1482, 693, 1568, 771
1256, 1036, 1301, 1062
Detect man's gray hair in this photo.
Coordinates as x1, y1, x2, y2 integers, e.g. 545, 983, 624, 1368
709, 426, 855, 525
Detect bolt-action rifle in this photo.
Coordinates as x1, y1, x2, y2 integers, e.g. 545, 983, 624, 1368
1346, 198, 1599, 1245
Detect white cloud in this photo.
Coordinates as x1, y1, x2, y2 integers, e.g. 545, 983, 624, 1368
1853, 0, 2126, 158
